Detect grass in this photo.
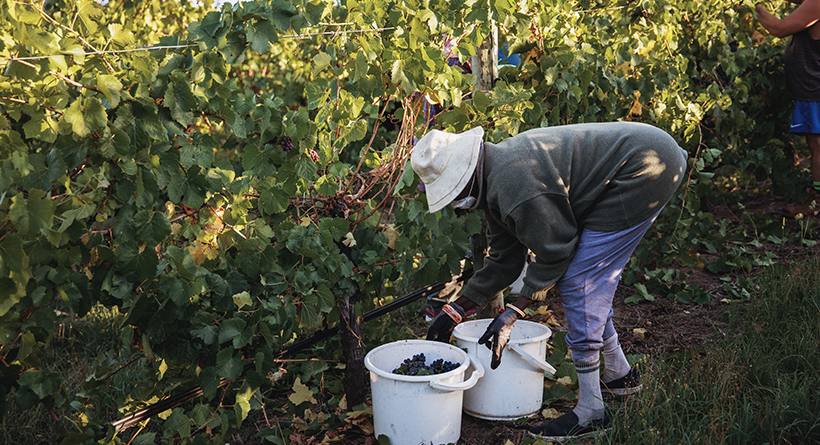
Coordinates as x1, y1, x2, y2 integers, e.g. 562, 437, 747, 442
593, 259, 820, 445
0, 306, 148, 445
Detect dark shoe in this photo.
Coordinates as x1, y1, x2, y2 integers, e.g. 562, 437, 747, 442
782, 192, 820, 219
527, 408, 612, 441
601, 367, 643, 396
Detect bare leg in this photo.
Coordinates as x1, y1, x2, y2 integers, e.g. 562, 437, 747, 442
782, 134, 820, 217
807, 134, 820, 184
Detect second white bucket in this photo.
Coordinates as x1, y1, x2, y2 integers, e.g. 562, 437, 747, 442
453, 319, 556, 420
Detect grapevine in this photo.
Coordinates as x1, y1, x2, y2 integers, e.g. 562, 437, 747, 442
0, 0, 807, 442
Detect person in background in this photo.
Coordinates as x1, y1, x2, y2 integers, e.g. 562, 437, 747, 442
411, 122, 687, 441
757, 0, 820, 217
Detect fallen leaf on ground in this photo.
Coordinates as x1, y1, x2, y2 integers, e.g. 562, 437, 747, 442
334, 394, 348, 414
534, 306, 551, 316
304, 408, 325, 423
346, 412, 374, 435
289, 376, 318, 405
541, 408, 561, 419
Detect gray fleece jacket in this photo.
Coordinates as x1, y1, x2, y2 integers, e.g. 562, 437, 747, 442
460, 122, 688, 305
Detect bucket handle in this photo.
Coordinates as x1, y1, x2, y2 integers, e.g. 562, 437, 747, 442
509, 343, 557, 375
429, 355, 485, 392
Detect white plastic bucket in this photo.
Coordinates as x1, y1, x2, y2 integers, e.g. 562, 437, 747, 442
453, 319, 556, 421
364, 339, 484, 445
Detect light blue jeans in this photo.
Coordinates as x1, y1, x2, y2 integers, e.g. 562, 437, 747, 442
556, 209, 662, 362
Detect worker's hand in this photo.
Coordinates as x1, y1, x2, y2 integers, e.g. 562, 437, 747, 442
477, 306, 521, 369
426, 302, 466, 342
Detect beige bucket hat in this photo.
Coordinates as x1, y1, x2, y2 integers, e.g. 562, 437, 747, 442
410, 126, 484, 213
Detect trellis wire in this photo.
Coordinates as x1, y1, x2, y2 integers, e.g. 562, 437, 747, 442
0, 27, 396, 63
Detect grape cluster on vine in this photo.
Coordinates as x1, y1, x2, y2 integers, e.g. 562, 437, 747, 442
391, 353, 461, 376
280, 136, 293, 152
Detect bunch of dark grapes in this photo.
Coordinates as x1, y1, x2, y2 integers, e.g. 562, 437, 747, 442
392, 353, 426, 375
430, 358, 460, 374
280, 136, 293, 152
391, 353, 461, 376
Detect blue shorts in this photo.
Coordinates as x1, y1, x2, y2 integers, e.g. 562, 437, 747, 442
790, 101, 820, 134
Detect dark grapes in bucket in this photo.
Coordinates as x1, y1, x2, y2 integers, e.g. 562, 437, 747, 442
392, 353, 461, 376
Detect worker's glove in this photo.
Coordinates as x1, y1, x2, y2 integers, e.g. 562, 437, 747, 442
426, 302, 466, 342
478, 305, 524, 369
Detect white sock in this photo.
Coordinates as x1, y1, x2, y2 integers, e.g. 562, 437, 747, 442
572, 356, 606, 426
600, 334, 630, 383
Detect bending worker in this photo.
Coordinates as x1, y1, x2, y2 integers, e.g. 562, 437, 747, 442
410, 122, 688, 441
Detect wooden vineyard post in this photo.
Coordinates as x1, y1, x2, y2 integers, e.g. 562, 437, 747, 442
471, 24, 498, 91
471, 23, 504, 318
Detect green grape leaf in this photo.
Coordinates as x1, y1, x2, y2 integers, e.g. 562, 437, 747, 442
304, 0, 331, 24
295, 157, 317, 179
116, 243, 159, 282
305, 83, 329, 111
218, 318, 247, 345
59, 97, 107, 138
318, 218, 350, 241
9, 189, 54, 236
134, 211, 172, 246
167, 166, 212, 208
100, 270, 132, 300
15, 331, 36, 364
313, 52, 332, 76
0, 234, 27, 274
100, 129, 131, 159
394, 164, 415, 195
216, 348, 243, 381
21, 25, 59, 54
164, 81, 197, 125
97, 74, 123, 108
247, 19, 278, 54
234, 384, 253, 427
76, 0, 102, 35
316, 284, 335, 313
270, 0, 296, 30
57, 204, 94, 233
18, 370, 54, 399
226, 109, 248, 138
0, 277, 23, 317
391, 59, 417, 93
22, 112, 59, 143
259, 187, 290, 215
179, 133, 216, 169
191, 325, 218, 346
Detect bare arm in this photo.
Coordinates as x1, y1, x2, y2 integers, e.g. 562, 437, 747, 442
757, 0, 820, 38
